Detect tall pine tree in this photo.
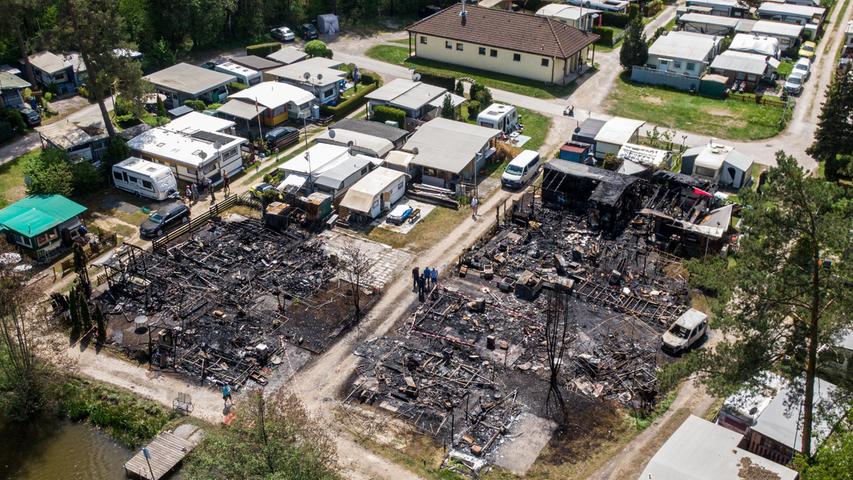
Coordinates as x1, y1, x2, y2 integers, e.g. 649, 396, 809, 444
808, 66, 853, 180
684, 152, 852, 457
620, 16, 648, 70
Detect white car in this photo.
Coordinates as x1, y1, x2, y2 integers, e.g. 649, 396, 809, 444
271, 26, 295, 42
662, 308, 708, 355
784, 72, 805, 96
792, 57, 811, 81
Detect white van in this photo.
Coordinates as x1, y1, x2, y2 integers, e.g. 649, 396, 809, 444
112, 157, 178, 201
662, 308, 708, 355
501, 150, 541, 189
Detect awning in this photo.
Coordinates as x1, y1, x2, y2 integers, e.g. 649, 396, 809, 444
427, 92, 466, 109
216, 100, 266, 120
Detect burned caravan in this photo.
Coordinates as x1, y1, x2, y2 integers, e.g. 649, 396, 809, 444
540, 159, 643, 232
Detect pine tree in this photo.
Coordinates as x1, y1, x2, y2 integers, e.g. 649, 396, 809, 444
454, 80, 464, 97
72, 243, 91, 299
683, 152, 852, 457
440, 93, 455, 119
620, 17, 648, 70
67, 283, 81, 340
808, 66, 853, 179
93, 302, 106, 345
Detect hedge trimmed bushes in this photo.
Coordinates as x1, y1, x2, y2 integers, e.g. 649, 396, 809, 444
246, 42, 281, 57
644, 0, 663, 17
372, 105, 406, 126
320, 83, 380, 120
228, 81, 248, 92
601, 12, 631, 28
184, 99, 206, 111
593, 26, 624, 47
415, 70, 455, 91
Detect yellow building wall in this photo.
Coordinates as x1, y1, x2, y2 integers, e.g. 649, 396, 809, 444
413, 33, 576, 84
263, 109, 288, 127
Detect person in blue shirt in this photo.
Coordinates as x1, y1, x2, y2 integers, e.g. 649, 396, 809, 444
222, 385, 233, 405
423, 267, 432, 289
430, 267, 438, 286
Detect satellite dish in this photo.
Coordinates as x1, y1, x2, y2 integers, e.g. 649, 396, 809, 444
328, 129, 336, 139
412, 72, 422, 82
347, 141, 354, 147
411, 147, 419, 155
303, 72, 311, 80
317, 73, 323, 81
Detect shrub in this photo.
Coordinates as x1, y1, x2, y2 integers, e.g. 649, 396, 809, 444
305, 40, 332, 59
467, 100, 480, 119
246, 42, 281, 57
455, 80, 464, 96
71, 160, 105, 194
415, 70, 455, 91
184, 99, 206, 111
23, 148, 74, 196
359, 71, 381, 85
113, 96, 134, 117
644, 0, 663, 17
44, 83, 59, 96
0, 121, 12, 142
77, 86, 91, 100
628, 3, 640, 18
44, 91, 54, 102
0, 109, 26, 131
601, 12, 631, 28
593, 26, 619, 47
320, 83, 380, 120
372, 105, 406, 126
227, 81, 248, 92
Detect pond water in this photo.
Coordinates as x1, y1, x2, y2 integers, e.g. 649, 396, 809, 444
0, 418, 133, 480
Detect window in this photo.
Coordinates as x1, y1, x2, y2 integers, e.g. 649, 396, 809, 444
456, 43, 463, 51
420, 35, 427, 45
695, 166, 717, 178
490, 49, 497, 57
141, 180, 153, 190
201, 162, 217, 174
224, 148, 238, 159
541, 58, 549, 67
478, 47, 486, 55
113, 171, 122, 181
445, 40, 452, 49
673, 60, 682, 69
322, 87, 334, 98
513, 53, 521, 62
36, 232, 51, 246
128, 175, 138, 184
686, 62, 696, 71
361, 167, 368, 174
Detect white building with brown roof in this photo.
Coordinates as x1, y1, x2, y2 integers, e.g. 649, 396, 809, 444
405, 4, 598, 85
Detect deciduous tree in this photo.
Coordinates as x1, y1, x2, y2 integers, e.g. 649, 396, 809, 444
184, 389, 340, 480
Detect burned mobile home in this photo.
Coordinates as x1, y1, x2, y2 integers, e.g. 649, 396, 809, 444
96, 215, 376, 390
346, 184, 697, 471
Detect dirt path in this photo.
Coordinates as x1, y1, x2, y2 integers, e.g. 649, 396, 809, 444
588, 380, 716, 480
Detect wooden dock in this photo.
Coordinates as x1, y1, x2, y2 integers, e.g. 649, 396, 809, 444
124, 424, 204, 479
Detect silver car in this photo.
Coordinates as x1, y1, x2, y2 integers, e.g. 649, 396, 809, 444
270, 26, 295, 42
784, 72, 805, 95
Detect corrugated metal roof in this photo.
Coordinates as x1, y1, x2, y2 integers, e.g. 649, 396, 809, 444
0, 195, 87, 237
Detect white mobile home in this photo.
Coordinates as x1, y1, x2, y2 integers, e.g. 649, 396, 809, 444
127, 127, 247, 185
112, 157, 178, 200
214, 62, 261, 86
339, 167, 408, 220
476, 103, 519, 134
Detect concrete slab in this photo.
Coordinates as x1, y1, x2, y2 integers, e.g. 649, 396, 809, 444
492, 412, 557, 475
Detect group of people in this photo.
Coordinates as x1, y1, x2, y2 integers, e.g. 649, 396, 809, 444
412, 266, 439, 302
183, 171, 230, 205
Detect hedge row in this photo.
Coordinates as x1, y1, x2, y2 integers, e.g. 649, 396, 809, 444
601, 12, 631, 28
644, 0, 664, 17
593, 26, 625, 47
372, 105, 406, 126
415, 69, 455, 91
246, 42, 281, 57
320, 82, 380, 120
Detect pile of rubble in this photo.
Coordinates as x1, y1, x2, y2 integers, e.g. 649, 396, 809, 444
97, 216, 365, 389
347, 197, 692, 466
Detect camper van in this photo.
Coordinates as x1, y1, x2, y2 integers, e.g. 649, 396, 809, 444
501, 150, 541, 189
477, 103, 519, 134
112, 157, 178, 201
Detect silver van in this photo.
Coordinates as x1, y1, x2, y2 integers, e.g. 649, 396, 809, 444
501, 150, 541, 189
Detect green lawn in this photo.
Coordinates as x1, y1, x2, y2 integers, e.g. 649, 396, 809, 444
0, 149, 38, 208
364, 205, 470, 252
605, 75, 787, 140
777, 60, 794, 78
365, 45, 577, 99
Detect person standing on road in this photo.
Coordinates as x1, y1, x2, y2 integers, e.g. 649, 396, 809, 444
471, 196, 479, 220
412, 266, 419, 291
431, 267, 438, 287
417, 274, 426, 302
423, 266, 431, 289
191, 183, 199, 202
